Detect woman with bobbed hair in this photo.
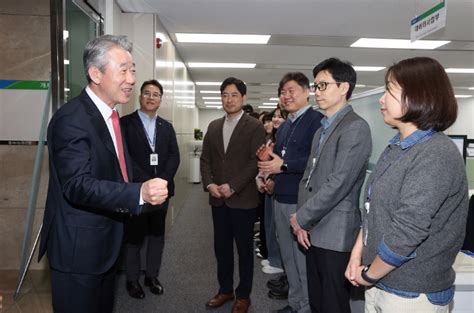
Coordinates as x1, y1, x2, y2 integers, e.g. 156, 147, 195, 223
345, 57, 469, 312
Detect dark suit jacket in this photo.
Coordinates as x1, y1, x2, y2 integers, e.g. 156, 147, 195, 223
121, 110, 180, 197
200, 113, 266, 209
39, 89, 142, 275
297, 106, 372, 252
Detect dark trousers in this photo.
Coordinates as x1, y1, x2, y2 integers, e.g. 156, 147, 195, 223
51, 266, 116, 313
306, 246, 351, 313
124, 201, 168, 281
212, 204, 256, 299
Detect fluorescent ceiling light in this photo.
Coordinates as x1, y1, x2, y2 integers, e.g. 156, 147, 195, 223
174, 96, 194, 100
196, 82, 222, 86
156, 61, 185, 68
355, 84, 366, 88
200, 90, 220, 94
176, 101, 195, 104
455, 95, 473, 98
205, 105, 222, 109
269, 98, 279, 101
172, 89, 195, 94
188, 62, 256, 68
204, 101, 222, 105
202, 96, 221, 100
259, 106, 277, 109
351, 38, 450, 50
176, 33, 270, 44
445, 68, 474, 74
469, 87, 474, 90
353, 66, 385, 72
263, 103, 278, 106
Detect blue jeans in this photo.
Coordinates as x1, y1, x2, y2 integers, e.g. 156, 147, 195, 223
264, 194, 282, 268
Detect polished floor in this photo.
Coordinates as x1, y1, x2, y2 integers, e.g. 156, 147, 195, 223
0, 181, 288, 313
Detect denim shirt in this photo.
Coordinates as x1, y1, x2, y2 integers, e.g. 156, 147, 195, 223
375, 128, 454, 305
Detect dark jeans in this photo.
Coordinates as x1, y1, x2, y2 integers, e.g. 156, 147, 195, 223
212, 204, 256, 299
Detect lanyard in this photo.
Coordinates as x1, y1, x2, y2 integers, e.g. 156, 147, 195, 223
140, 118, 157, 152
281, 114, 303, 158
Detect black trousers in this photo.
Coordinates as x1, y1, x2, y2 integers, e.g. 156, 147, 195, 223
306, 246, 352, 313
124, 201, 168, 281
212, 204, 256, 299
51, 266, 116, 313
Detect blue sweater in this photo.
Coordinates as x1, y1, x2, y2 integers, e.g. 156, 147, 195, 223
274, 108, 323, 204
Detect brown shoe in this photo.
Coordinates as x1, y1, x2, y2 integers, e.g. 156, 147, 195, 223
231, 298, 251, 313
205, 292, 235, 308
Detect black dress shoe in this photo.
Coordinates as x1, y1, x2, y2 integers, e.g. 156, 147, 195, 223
144, 276, 164, 295
267, 275, 287, 289
126, 281, 145, 299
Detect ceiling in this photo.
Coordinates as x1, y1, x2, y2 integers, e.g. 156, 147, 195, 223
116, 0, 474, 110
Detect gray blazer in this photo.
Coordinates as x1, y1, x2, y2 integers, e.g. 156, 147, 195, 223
296, 105, 372, 252
200, 113, 266, 209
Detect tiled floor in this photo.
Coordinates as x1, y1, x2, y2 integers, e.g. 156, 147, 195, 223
0, 269, 52, 313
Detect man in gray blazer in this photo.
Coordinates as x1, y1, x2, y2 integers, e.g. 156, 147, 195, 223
290, 58, 372, 313
200, 77, 266, 313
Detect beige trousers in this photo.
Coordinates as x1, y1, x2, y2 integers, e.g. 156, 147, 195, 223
365, 286, 449, 313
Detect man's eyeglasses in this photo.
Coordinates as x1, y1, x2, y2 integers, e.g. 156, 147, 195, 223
142, 92, 162, 99
310, 81, 343, 92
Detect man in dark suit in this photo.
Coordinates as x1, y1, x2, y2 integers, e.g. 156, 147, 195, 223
290, 58, 372, 313
121, 79, 180, 299
38, 35, 168, 313
200, 77, 266, 313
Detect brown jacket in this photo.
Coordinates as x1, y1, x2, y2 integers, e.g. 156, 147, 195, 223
200, 113, 266, 209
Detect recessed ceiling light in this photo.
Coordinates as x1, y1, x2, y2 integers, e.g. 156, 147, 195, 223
469, 87, 474, 90
188, 62, 256, 68
200, 90, 220, 93
202, 96, 221, 100
269, 98, 279, 101
262, 103, 278, 106
353, 66, 385, 72
196, 82, 222, 86
205, 105, 222, 109
351, 38, 450, 50
176, 33, 270, 44
455, 95, 473, 98
445, 68, 474, 74
259, 106, 277, 109
204, 101, 222, 105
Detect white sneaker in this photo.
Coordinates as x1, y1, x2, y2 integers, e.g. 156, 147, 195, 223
261, 259, 270, 267
262, 265, 284, 274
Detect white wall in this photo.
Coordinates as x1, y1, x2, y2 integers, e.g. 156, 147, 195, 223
198, 109, 225, 136
447, 97, 474, 138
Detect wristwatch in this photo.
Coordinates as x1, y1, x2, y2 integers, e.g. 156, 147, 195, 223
361, 264, 379, 285
280, 163, 288, 172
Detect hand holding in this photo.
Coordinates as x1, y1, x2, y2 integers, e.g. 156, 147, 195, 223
345, 258, 362, 287
256, 176, 266, 193
258, 151, 283, 175
264, 179, 274, 194
207, 183, 223, 198
217, 183, 234, 198
141, 178, 168, 205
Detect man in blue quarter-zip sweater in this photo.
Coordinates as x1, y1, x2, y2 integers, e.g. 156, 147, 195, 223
258, 72, 323, 313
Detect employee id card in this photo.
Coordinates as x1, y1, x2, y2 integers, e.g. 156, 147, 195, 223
150, 153, 158, 166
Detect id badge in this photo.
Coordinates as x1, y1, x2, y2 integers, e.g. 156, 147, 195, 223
150, 153, 158, 166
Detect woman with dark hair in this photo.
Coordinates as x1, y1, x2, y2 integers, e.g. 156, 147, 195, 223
345, 57, 469, 312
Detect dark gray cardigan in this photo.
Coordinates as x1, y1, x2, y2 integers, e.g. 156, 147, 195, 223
362, 132, 469, 293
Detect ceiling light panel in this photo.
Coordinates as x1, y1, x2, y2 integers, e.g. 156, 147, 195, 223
188, 62, 256, 68
445, 68, 474, 74
176, 33, 270, 44
351, 38, 450, 50
353, 66, 385, 72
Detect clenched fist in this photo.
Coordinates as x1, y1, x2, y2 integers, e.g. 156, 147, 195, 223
141, 178, 168, 205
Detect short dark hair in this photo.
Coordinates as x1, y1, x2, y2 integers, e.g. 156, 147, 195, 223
243, 104, 254, 113
312, 58, 357, 100
386, 57, 457, 131
140, 79, 163, 95
262, 112, 273, 123
220, 77, 247, 95
279, 72, 310, 90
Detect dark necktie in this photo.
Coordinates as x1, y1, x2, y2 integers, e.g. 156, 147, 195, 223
111, 110, 129, 182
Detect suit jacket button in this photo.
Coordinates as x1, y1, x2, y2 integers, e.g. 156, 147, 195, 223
309, 187, 312, 192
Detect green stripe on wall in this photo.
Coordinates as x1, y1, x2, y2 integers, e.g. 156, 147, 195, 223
1, 80, 49, 90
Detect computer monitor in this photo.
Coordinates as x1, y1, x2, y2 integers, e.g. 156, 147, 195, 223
448, 135, 467, 163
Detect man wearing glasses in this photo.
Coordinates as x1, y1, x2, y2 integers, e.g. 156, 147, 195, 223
290, 58, 372, 313
121, 79, 180, 299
